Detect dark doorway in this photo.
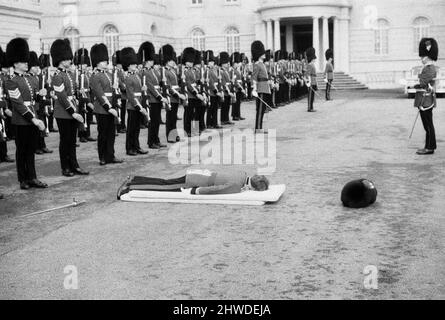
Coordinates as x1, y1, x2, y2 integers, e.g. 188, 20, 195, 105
293, 23, 313, 56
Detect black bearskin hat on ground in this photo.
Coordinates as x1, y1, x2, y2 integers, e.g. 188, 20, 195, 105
205, 50, 216, 63
341, 179, 378, 209
39, 54, 50, 69
50, 39, 73, 67
120, 47, 138, 71
6, 38, 30, 66
74, 48, 91, 66
219, 51, 229, 65
305, 47, 316, 63
160, 44, 175, 65
251, 40, 265, 62
28, 51, 40, 68
182, 47, 195, 64
91, 43, 109, 68
325, 48, 333, 61
419, 38, 438, 61
138, 41, 155, 63
194, 50, 202, 65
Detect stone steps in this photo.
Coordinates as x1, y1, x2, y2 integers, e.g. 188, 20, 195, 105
315, 72, 368, 90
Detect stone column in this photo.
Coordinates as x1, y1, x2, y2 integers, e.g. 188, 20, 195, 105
333, 16, 340, 71
338, 14, 350, 73
322, 16, 330, 67
286, 24, 293, 53
274, 19, 281, 52
312, 16, 320, 71
266, 20, 273, 50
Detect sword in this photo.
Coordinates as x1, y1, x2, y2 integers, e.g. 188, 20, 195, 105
254, 93, 273, 112
409, 111, 421, 140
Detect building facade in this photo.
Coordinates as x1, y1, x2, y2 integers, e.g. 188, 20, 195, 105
0, 0, 42, 52
14, 0, 445, 88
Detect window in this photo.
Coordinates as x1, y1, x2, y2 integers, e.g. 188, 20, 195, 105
191, 0, 202, 5
191, 28, 206, 51
374, 19, 389, 55
413, 17, 431, 53
103, 24, 119, 57
63, 27, 80, 52
225, 27, 240, 54
225, 0, 239, 4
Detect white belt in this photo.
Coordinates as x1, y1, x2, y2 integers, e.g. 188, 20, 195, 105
67, 96, 74, 100
24, 101, 33, 107
154, 85, 160, 90
134, 93, 142, 97
104, 93, 113, 97
172, 85, 180, 90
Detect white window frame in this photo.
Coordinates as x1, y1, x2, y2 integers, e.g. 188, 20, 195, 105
63, 26, 80, 53
191, 28, 206, 51
374, 19, 389, 56
413, 17, 431, 53
225, 27, 240, 54
103, 24, 120, 58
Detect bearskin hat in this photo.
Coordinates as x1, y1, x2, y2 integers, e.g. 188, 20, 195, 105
6, 38, 30, 66
219, 51, 229, 65
274, 50, 281, 62
419, 38, 438, 61
39, 54, 50, 69
74, 48, 91, 66
90, 43, 109, 68
341, 179, 378, 209
182, 47, 195, 64
194, 50, 203, 65
251, 40, 265, 62
241, 53, 249, 64
28, 51, 40, 68
50, 39, 73, 67
305, 47, 316, 63
265, 50, 271, 61
230, 52, 242, 65
205, 50, 215, 64
120, 47, 138, 71
325, 48, 333, 61
0, 46, 6, 68
160, 44, 175, 66
138, 41, 155, 63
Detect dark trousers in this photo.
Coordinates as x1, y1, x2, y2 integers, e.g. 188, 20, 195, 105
207, 96, 220, 128
15, 125, 38, 183
184, 99, 198, 136
5, 117, 15, 139
96, 113, 116, 162
118, 100, 127, 131
148, 103, 162, 146
195, 101, 206, 132
37, 109, 47, 150
221, 96, 231, 123
0, 141, 8, 160
255, 93, 268, 130
166, 103, 179, 141
326, 80, 333, 100
48, 113, 55, 132
308, 86, 316, 111
129, 175, 187, 192
232, 92, 243, 119
56, 118, 80, 171
420, 109, 437, 150
126, 109, 141, 153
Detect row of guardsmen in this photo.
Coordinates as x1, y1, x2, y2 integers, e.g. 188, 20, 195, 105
0, 37, 313, 191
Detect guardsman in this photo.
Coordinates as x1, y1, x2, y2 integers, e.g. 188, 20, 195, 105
193, 50, 208, 133
304, 47, 318, 113
219, 52, 234, 126
74, 48, 96, 143
90, 43, 123, 166
414, 38, 439, 155
5, 38, 48, 189
27, 51, 53, 155
0, 46, 14, 163
113, 50, 127, 134
241, 53, 253, 101
324, 49, 334, 101
251, 40, 271, 134
205, 50, 223, 129
121, 47, 149, 156
230, 52, 245, 121
51, 39, 89, 177
161, 44, 184, 143
182, 47, 204, 137
1, 47, 16, 143
39, 53, 58, 134
138, 42, 168, 148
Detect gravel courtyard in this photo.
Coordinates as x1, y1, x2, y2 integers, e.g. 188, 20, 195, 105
0, 90, 444, 299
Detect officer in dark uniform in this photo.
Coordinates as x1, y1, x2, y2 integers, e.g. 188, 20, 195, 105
5, 38, 48, 189
1, 46, 16, 144
230, 52, 245, 121
219, 52, 234, 126
51, 39, 89, 177
205, 50, 223, 129
0, 46, 14, 163
414, 38, 439, 155
90, 43, 123, 166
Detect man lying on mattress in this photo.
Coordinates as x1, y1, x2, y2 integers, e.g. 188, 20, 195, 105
117, 169, 270, 199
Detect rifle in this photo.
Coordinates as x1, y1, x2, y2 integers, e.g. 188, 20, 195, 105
179, 57, 189, 107
0, 80, 6, 142
77, 45, 88, 132
160, 47, 172, 112
112, 65, 122, 125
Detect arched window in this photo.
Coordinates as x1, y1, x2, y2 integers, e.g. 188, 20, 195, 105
63, 27, 80, 52
103, 24, 120, 57
225, 27, 240, 54
374, 19, 389, 55
191, 28, 205, 51
413, 17, 431, 53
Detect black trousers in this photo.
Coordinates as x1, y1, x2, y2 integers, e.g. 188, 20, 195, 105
221, 96, 231, 123
37, 108, 47, 150
129, 175, 187, 192
15, 125, 38, 183
195, 101, 206, 132
184, 99, 199, 136
420, 109, 437, 150
5, 117, 15, 139
118, 100, 127, 131
0, 141, 8, 160
207, 96, 220, 128
255, 93, 268, 130
96, 113, 116, 162
48, 112, 55, 132
308, 85, 316, 111
166, 103, 179, 141
148, 103, 162, 146
56, 118, 80, 171
232, 92, 243, 119
126, 109, 141, 153
326, 80, 333, 100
